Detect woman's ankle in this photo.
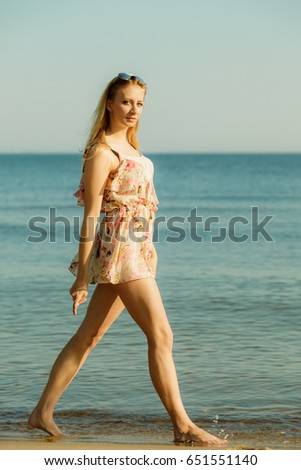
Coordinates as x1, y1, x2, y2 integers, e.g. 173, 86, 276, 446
173, 417, 194, 435
32, 403, 54, 419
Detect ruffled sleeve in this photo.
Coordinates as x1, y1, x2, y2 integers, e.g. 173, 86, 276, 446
149, 160, 159, 209
72, 147, 91, 206
72, 174, 85, 206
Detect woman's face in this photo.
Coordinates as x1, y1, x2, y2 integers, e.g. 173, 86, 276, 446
107, 84, 145, 129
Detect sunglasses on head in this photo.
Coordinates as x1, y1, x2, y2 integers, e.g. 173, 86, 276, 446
118, 72, 146, 84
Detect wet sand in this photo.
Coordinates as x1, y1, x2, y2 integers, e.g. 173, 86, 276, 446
0, 440, 178, 450
0, 440, 276, 450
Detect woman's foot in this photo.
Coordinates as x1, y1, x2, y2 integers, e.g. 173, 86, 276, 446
28, 408, 66, 437
174, 423, 227, 446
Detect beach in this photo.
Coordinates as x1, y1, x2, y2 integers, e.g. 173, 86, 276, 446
0, 440, 274, 450
0, 417, 299, 450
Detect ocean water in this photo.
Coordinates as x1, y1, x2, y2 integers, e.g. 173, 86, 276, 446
0, 152, 301, 449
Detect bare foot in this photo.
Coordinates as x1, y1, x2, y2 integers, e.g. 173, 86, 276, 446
28, 408, 66, 437
174, 424, 227, 446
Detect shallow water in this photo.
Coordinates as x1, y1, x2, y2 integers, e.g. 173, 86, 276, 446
1, 409, 301, 449
1, 153, 301, 448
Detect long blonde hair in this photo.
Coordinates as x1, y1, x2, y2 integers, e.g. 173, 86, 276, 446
83, 75, 147, 161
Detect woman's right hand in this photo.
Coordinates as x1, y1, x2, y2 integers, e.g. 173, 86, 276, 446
69, 279, 89, 316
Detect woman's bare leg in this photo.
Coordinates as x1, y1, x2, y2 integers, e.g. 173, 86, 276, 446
28, 283, 124, 436
113, 278, 226, 445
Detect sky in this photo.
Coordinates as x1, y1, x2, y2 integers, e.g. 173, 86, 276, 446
1, 0, 301, 153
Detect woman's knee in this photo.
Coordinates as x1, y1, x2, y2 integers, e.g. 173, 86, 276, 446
148, 325, 174, 351
72, 328, 104, 352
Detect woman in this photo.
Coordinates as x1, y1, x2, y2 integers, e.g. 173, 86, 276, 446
28, 73, 227, 445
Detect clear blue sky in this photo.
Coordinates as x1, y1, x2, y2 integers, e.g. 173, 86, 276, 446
1, 0, 300, 153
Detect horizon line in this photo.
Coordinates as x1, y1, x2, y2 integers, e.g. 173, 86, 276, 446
1, 151, 301, 155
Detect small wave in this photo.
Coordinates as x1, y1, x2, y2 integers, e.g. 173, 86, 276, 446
1, 409, 301, 449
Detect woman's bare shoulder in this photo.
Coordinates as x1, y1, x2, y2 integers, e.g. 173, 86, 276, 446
83, 143, 115, 172
84, 143, 110, 160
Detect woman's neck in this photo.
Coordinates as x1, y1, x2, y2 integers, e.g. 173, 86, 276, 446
104, 127, 128, 144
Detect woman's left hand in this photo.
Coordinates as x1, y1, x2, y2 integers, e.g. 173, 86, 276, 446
69, 280, 89, 316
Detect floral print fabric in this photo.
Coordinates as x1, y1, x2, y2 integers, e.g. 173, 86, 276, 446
68, 149, 159, 284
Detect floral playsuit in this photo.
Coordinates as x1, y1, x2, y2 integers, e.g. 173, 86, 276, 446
68, 147, 159, 284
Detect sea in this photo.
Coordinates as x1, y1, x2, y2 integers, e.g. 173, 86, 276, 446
0, 152, 300, 449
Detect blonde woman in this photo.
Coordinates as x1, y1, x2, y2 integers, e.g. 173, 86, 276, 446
28, 73, 227, 446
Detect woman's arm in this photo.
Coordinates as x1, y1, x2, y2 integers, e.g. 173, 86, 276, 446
69, 146, 113, 314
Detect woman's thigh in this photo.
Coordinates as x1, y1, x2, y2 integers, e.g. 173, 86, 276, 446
76, 283, 125, 339
112, 278, 172, 341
